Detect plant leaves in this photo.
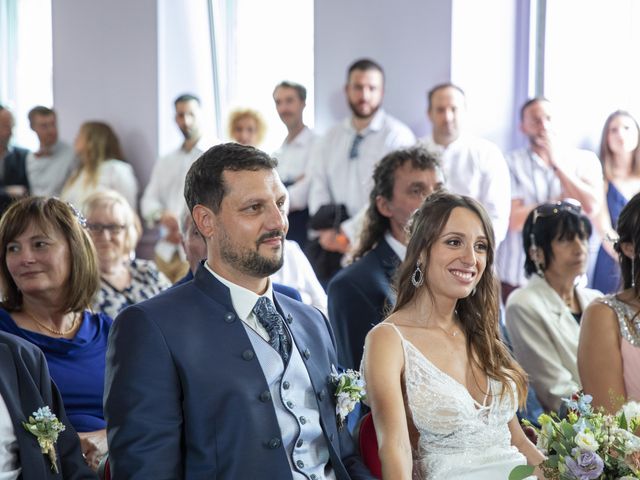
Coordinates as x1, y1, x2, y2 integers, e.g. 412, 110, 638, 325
509, 464, 535, 480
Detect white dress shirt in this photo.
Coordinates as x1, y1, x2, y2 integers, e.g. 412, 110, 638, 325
384, 231, 407, 261
205, 262, 272, 341
496, 147, 604, 287
61, 158, 139, 209
273, 127, 316, 211
140, 139, 215, 223
141, 139, 216, 261
26, 141, 77, 196
271, 240, 327, 314
419, 134, 511, 246
0, 393, 20, 479
308, 109, 416, 218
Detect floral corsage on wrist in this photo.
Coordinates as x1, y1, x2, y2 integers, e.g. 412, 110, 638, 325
23, 406, 66, 473
330, 365, 366, 430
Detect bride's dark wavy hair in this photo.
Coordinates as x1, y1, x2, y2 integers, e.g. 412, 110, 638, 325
391, 191, 528, 407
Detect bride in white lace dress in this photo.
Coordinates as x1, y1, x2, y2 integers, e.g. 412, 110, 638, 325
362, 192, 544, 479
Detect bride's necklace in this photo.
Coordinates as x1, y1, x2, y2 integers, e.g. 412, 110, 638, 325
24, 310, 78, 336
433, 310, 461, 337
436, 325, 459, 337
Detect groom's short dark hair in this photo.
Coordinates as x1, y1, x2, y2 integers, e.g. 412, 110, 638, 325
184, 142, 278, 214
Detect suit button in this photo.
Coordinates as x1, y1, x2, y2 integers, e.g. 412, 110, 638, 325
287, 313, 293, 324
317, 389, 326, 401
224, 312, 236, 323
282, 381, 290, 389
296, 438, 303, 448
267, 437, 281, 449
242, 349, 254, 360
299, 416, 307, 425
286, 400, 294, 409
260, 391, 271, 402
310, 475, 317, 480
303, 349, 310, 359
296, 460, 305, 468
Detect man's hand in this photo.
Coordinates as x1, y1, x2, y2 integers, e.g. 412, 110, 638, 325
78, 429, 108, 471
159, 211, 182, 244
318, 228, 350, 254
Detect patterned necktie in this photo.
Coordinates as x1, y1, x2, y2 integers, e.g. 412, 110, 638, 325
349, 133, 364, 159
253, 297, 291, 364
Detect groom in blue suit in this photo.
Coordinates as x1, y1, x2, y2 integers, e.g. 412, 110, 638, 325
105, 143, 372, 479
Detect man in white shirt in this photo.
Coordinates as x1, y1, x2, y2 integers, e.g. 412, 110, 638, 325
307, 59, 415, 278
141, 93, 215, 282
26, 106, 77, 196
272, 81, 316, 248
496, 97, 603, 300
420, 83, 511, 249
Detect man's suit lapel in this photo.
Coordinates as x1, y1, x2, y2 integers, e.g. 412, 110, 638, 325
375, 238, 401, 281
0, 344, 46, 478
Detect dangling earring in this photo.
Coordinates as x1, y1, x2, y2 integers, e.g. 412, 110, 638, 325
632, 257, 637, 289
530, 237, 544, 277
471, 286, 477, 296
411, 262, 424, 288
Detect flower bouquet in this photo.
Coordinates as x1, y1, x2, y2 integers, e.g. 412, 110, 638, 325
509, 394, 640, 479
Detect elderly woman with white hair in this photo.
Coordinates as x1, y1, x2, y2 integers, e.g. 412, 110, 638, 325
83, 190, 171, 319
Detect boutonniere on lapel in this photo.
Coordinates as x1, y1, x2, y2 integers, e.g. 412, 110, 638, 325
330, 365, 366, 430
22, 406, 66, 473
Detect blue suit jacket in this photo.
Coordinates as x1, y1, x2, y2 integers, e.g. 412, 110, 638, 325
0, 332, 95, 479
328, 238, 400, 370
174, 268, 303, 301
105, 265, 372, 480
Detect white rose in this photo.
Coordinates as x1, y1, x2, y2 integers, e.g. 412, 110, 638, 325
574, 431, 599, 452
621, 401, 640, 424
536, 421, 553, 452
335, 392, 356, 418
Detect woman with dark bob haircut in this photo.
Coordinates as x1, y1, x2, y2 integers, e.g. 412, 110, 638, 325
505, 201, 602, 413
579, 191, 640, 413
362, 191, 543, 478
0, 196, 111, 471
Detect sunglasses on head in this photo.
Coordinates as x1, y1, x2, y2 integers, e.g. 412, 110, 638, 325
531, 200, 582, 227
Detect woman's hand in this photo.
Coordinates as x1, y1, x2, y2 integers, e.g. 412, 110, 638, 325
78, 429, 108, 471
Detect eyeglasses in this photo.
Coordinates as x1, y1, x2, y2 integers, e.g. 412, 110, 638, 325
85, 223, 127, 235
531, 200, 581, 226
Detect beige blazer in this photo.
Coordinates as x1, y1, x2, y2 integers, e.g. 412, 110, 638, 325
505, 275, 602, 411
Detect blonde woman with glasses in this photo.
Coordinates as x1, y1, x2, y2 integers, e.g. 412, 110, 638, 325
83, 190, 171, 320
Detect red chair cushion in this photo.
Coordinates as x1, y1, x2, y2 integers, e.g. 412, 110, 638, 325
358, 412, 382, 478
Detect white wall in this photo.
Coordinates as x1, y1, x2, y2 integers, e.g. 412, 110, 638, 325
314, 0, 453, 138
451, 0, 519, 150
52, 0, 159, 187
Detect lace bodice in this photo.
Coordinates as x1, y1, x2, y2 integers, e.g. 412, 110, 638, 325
364, 323, 527, 479
599, 294, 640, 346
598, 295, 640, 400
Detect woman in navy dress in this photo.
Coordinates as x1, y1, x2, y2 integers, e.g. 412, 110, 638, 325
0, 196, 109, 471
593, 110, 640, 293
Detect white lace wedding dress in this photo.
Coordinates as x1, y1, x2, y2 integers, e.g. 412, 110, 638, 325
368, 324, 529, 479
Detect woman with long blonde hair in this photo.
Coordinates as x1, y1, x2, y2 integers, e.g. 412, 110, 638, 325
61, 121, 138, 208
